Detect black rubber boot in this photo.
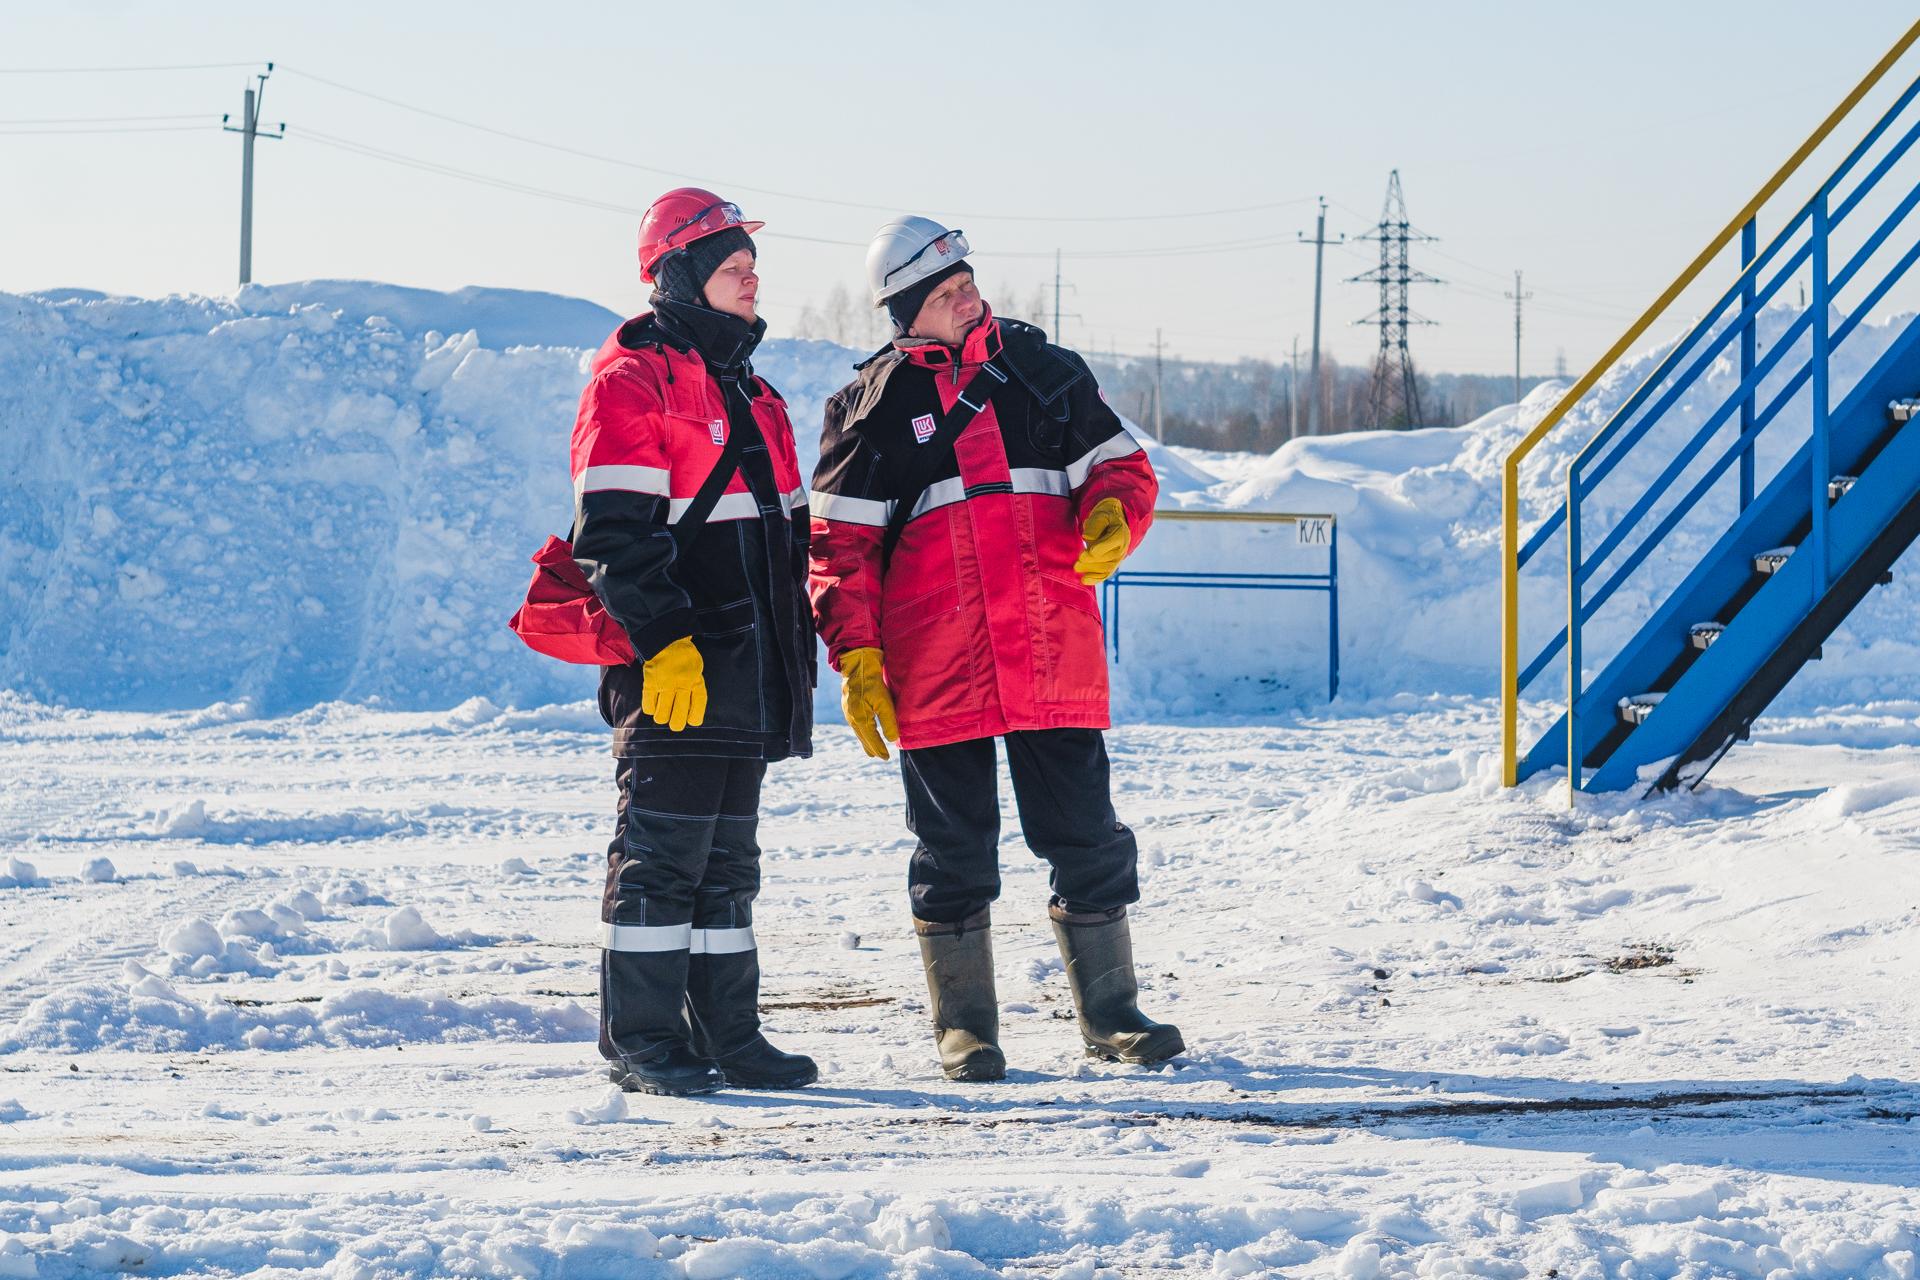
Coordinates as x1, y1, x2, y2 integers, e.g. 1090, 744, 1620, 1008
608, 1043, 726, 1096
915, 910, 1006, 1082
601, 939, 724, 1094
688, 945, 817, 1090
1051, 906, 1185, 1065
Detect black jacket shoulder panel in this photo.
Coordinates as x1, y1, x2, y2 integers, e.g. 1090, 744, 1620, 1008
852, 341, 899, 371
996, 319, 1086, 406
841, 351, 912, 433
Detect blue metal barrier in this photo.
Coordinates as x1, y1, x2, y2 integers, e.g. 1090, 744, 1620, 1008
1098, 511, 1340, 701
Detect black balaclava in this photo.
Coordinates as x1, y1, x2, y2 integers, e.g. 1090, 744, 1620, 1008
655, 226, 756, 307
650, 226, 765, 374
886, 261, 972, 336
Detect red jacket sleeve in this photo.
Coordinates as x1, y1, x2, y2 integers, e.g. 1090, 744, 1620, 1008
568, 365, 697, 660
1065, 369, 1157, 553
806, 388, 888, 669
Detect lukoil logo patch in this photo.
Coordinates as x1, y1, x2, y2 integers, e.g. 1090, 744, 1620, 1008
911, 413, 937, 444
709, 420, 726, 446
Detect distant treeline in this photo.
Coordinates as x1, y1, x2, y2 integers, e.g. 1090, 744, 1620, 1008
788, 282, 1552, 449
1081, 353, 1557, 452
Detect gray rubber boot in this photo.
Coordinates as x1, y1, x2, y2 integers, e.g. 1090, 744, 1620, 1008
914, 910, 1006, 1082
1051, 906, 1185, 1064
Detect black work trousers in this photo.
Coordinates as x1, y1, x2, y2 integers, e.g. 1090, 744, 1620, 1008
598, 753, 765, 1061
900, 728, 1139, 924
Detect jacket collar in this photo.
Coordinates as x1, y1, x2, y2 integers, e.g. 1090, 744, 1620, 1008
894, 307, 1003, 372
650, 296, 765, 375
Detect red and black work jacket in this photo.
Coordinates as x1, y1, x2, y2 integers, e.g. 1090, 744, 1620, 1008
570, 309, 814, 760
808, 312, 1156, 750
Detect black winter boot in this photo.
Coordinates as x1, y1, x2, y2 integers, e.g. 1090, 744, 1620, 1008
608, 1043, 725, 1096
601, 939, 723, 1095
915, 910, 1005, 1082
1051, 906, 1185, 1065
688, 944, 817, 1090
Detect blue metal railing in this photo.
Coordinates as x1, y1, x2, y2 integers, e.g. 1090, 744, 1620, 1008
1099, 513, 1339, 701
1519, 69, 1920, 789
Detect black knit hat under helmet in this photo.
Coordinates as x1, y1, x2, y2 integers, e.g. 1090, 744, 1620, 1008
655, 225, 757, 305
886, 259, 973, 334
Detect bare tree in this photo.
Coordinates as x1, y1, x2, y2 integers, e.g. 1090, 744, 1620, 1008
1025, 283, 1049, 330
823, 282, 856, 346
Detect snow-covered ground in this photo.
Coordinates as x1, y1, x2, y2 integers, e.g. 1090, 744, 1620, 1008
5, 281, 1920, 1274
3, 695, 1918, 1278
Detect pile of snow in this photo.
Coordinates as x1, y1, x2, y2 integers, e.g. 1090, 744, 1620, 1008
2, 972, 594, 1053
0, 856, 41, 889
0, 284, 850, 713
3, 283, 1914, 716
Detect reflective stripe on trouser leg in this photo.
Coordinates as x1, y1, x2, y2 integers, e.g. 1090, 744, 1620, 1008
603, 921, 694, 951
690, 926, 756, 955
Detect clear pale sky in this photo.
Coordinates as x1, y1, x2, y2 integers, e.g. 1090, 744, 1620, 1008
4, 1, 1917, 372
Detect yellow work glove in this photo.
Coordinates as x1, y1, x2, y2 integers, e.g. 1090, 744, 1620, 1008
839, 646, 899, 760
640, 636, 707, 732
1072, 497, 1131, 585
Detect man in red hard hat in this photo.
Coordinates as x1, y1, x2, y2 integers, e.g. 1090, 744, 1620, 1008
570, 188, 816, 1096
808, 218, 1183, 1082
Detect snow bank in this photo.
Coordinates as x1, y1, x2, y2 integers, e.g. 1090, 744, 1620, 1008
3, 283, 1915, 715
2, 975, 594, 1053
0, 285, 853, 713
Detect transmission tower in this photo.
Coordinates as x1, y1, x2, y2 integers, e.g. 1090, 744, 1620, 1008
1348, 170, 1441, 429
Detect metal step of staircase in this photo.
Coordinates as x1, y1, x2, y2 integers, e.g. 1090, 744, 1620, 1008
1754, 546, 1795, 575
1688, 622, 1725, 650
1617, 691, 1665, 725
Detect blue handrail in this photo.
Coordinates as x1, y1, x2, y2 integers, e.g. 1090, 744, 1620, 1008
1550, 67, 1920, 788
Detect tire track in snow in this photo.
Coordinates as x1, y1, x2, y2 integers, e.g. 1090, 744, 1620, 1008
0, 875, 240, 1025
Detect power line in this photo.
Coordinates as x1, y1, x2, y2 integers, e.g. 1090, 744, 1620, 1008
0, 123, 219, 136
0, 113, 210, 124
0, 61, 262, 74
289, 126, 1317, 260
279, 64, 1316, 226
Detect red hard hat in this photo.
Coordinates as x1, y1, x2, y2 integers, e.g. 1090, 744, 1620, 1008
636, 187, 765, 284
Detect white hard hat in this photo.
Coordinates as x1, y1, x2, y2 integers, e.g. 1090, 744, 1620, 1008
865, 216, 972, 308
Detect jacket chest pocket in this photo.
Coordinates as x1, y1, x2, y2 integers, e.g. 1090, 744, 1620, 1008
1024, 397, 1068, 453
666, 410, 730, 461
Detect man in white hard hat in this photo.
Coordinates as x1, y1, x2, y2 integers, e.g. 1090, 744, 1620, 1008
807, 217, 1182, 1081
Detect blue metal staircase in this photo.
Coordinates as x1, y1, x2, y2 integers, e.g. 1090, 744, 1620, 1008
1501, 23, 1920, 795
